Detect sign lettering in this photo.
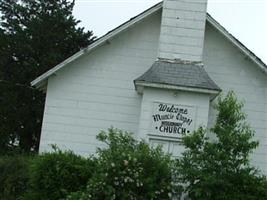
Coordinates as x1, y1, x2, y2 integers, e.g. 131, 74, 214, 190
151, 102, 196, 138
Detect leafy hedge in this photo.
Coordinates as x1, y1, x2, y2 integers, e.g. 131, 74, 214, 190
0, 129, 176, 200
0, 155, 32, 200
0, 150, 95, 200
1, 121, 267, 200
25, 148, 95, 200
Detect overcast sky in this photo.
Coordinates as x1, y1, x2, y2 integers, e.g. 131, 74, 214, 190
73, 0, 267, 64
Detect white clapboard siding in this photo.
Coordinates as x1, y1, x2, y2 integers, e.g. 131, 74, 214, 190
39, 10, 162, 156
40, 9, 267, 174
204, 22, 267, 174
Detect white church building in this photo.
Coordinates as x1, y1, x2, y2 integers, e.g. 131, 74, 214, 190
32, 0, 267, 174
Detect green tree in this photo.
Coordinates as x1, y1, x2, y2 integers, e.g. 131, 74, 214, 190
176, 91, 267, 200
0, 0, 95, 153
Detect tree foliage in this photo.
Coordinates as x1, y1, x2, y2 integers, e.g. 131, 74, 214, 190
0, 0, 95, 153
66, 128, 175, 200
176, 91, 267, 200
0, 155, 32, 200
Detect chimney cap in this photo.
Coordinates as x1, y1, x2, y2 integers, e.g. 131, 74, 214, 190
134, 60, 221, 94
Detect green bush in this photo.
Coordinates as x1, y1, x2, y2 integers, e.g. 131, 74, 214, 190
66, 128, 177, 200
175, 91, 267, 200
0, 155, 32, 200
25, 148, 95, 200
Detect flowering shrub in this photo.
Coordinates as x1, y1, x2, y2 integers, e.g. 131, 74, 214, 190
66, 128, 176, 200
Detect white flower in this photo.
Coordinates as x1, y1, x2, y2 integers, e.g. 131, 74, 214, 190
168, 193, 172, 198
114, 181, 119, 185
124, 160, 129, 166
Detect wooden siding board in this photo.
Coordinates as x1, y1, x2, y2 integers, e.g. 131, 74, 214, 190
39, 10, 161, 155
40, 10, 267, 173
204, 23, 267, 173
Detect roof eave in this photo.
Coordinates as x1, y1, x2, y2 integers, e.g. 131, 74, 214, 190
135, 81, 221, 95
31, 3, 267, 89
31, 2, 163, 89
206, 14, 267, 74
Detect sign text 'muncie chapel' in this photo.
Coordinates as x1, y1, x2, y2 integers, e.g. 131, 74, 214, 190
151, 102, 196, 138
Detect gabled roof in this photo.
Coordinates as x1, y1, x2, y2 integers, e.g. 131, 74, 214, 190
134, 60, 221, 94
31, 2, 267, 89
206, 14, 267, 73
31, 2, 163, 89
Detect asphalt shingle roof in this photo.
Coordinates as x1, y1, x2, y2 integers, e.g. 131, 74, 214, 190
134, 60, 221, 92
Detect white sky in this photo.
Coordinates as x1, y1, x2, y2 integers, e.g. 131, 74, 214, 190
73, 0, 267, 64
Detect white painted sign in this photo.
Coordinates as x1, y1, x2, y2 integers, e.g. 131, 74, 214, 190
151, 102, 196, 138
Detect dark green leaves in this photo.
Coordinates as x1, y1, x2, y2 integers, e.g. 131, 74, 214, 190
0, 0, 95, 154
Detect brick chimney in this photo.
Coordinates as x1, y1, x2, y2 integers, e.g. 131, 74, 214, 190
158, 0, 208, 63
